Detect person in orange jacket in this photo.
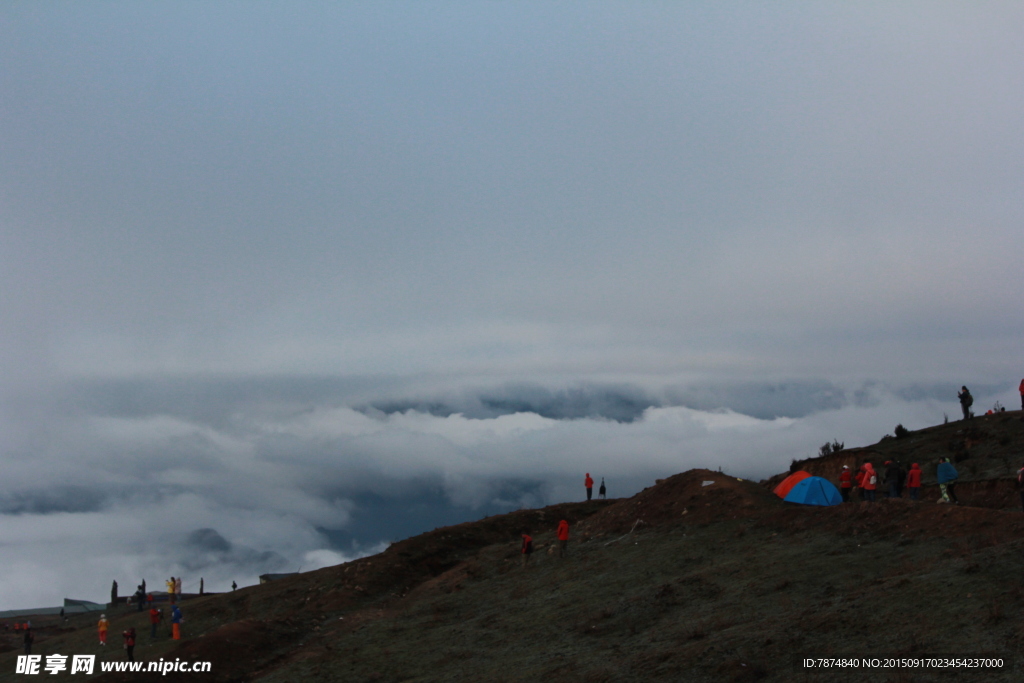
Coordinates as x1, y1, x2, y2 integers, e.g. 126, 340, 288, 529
905, 463, 922, 500
854, 463, 867, 501
584, 473, 594, 501
861, 463, 877, 502
97, 614, 109, 645
838, 466, 853, 503
520, 533, 533, 568
556, 519, 570, 557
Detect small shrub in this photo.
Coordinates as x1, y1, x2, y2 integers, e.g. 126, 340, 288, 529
819, 439, 845, 457
894, 424, 910, 439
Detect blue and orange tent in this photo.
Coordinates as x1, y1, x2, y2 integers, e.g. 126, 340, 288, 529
782, 476, 842, 506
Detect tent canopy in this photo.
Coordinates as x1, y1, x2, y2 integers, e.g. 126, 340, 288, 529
783, 476, 842, 507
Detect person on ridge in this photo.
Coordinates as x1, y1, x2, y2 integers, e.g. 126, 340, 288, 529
936, 457, 960, 504
861, 463, 877, 502
175, 576, 182, 599
838, 465, 853, 502
166, 577, 176, 604
97, 614, 109, 645
599, 478, 607, 499
958, 386, 973, 421
906, 463, 922, 500
171, 605, 183, 640
520, 532, 534, 568
556, 519, 570, 557
122, 626, 136, 662
585, 473, 594, 501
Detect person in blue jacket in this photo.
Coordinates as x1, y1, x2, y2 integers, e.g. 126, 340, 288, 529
936, 457, 959, 505
171, 605, 183, 640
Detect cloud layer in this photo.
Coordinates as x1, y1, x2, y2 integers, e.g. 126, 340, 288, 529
2, 377, 1019, 609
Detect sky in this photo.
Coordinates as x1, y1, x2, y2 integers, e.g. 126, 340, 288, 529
1, 1, 1023, 609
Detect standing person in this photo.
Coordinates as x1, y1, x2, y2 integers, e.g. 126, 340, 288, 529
141, 579, 146, 603
599, 478, 606, 499
937, 457, 960, 504
98, 614, 109, 645
906, 463, 922, 500
149, 606, 161, 638
855, 463, 868, 501
862, 463, 877, 502
584, 473, 594, 501
135, 586, 144, 612
838, 465, 853, 502
111, 580, 118, 606
1019, 379, 1024, 411
171, 605, 183, 640
556, 519, 570, 558
23, 627, 33, 655
958, 386, 973, 420
200, 577, 204, 596
885, 461, 901, 499
166, 578, 176, 604
175, 576, 182, 600
520, 533, 533, 568
231, 581, 237, 591
122, 627, 136, 662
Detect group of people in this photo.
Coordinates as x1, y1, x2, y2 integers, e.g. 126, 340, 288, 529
517, 472, 610, 565
584, 473, 606, 501
838, 458, 960, 504
165, 576, 183, 604
961, 381, 1024, 418
9, 622, 34, 654
520, 518, 571, 566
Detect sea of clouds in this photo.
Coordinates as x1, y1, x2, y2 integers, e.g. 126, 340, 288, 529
1, 376, 1016, 610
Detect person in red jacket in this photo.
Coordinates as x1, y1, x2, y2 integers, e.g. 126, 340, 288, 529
906, 463, 922, 500
861, 463, 877, 502
838, 466, 853, 503
122, 627, 136, 662
520, 533, 533, 568
584, 473, 594, 501
1019, 379, 1024, 411
149, 606, 162, 639
556, 519, 570, 557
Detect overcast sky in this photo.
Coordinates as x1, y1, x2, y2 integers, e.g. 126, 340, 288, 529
2, 1, 1023, 609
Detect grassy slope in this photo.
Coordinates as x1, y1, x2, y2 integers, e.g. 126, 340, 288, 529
3, 413, 1024, 682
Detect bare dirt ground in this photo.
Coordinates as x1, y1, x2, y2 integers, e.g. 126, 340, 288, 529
4, 412, 1024, 682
